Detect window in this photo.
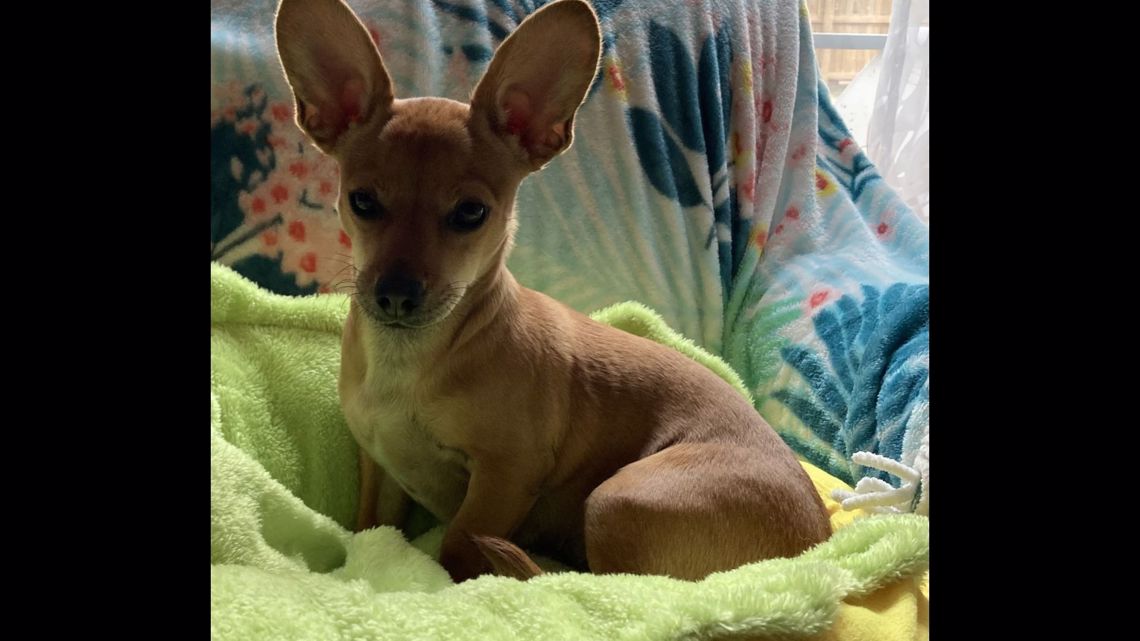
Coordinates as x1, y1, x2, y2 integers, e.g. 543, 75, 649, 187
807, 0, 892, 98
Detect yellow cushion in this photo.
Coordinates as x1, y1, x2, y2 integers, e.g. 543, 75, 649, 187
800, 461, 929, 641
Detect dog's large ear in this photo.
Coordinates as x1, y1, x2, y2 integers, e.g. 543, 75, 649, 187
275, 0, 395, 152
470, 0, 602, 170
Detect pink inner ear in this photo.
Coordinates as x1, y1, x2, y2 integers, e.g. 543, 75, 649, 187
501, 88, 568, 157
503, 90, 533, 143
301, 76, 367, 142
341, 77, 366, 125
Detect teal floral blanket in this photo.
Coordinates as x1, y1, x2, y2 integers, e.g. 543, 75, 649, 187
210, 0, 929, 512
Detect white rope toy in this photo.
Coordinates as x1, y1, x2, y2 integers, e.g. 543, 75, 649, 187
831, 450, 927, 515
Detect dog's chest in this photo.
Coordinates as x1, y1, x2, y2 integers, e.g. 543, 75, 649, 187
343, 377, 470, 520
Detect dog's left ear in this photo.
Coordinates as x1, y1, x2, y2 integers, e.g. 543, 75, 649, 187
470, 0, 602, 170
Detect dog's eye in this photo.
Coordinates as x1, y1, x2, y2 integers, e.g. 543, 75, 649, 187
348, 190, 382, 219
447, 201, 489, 232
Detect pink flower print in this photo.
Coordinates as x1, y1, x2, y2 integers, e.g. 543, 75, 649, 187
288, 161, 309, 180
270, 183, 290, 204
299, 252, 318, 274
792, 143, 809, 163
874, 209, 898, 242
288, 220, 306, 242
361, 21, 382, 46
805, 288, 834, 315
741, 171, 756, 201
607, 60, 628, 101
238, 189, 272, 217
287, 157, 340, 207
236, 117, 259, 137
273, 212, 351, 290
837, 137, 861, 161
270, 103, 292, 123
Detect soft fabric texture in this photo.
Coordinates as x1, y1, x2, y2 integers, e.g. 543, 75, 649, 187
211, 0, 929, 509
211, 262, 927, 640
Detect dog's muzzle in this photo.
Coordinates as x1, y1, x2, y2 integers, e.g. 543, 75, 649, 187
374, 273, 426, 323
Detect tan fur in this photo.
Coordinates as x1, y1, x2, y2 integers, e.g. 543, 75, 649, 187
276, 0, 830, 583
471, 535, 545, 581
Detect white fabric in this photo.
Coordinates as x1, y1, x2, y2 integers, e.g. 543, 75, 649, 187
867, 0, 929, 222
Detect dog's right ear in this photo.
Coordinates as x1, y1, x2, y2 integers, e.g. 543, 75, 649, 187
275, 0, 395, 153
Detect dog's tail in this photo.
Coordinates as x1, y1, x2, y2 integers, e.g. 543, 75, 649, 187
471, 535, 545, 580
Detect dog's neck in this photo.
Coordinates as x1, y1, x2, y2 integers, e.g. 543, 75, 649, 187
444, 262, 520, 353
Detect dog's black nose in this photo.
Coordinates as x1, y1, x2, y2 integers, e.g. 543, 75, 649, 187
375, 274, 426, 320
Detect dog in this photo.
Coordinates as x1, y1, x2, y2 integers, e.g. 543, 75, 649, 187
274, 0, 831, 583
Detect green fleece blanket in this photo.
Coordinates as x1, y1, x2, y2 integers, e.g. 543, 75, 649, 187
210, 262, 928, 640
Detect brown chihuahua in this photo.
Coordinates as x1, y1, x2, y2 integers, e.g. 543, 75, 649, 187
275, 0, 830, 583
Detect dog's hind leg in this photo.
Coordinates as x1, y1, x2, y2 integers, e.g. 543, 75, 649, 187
583, 442, 831, 580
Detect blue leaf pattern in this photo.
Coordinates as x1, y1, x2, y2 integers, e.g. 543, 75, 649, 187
629, 20, 736, 292
698, 24, 732, 172
628, 106, 706, 208
774, 284, 929, 485
648, 21, 705, 152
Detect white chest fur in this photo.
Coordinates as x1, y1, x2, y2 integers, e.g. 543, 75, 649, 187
341, 371, 470, 522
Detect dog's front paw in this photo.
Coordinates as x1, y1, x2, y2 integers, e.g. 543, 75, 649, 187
440, 531, 491, 583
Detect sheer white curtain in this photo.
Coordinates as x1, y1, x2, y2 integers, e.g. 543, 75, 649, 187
836, 0, 929, 223
869, 0, 928, 222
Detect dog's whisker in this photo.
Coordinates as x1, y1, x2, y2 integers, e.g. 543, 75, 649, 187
329, 264, 357, 279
